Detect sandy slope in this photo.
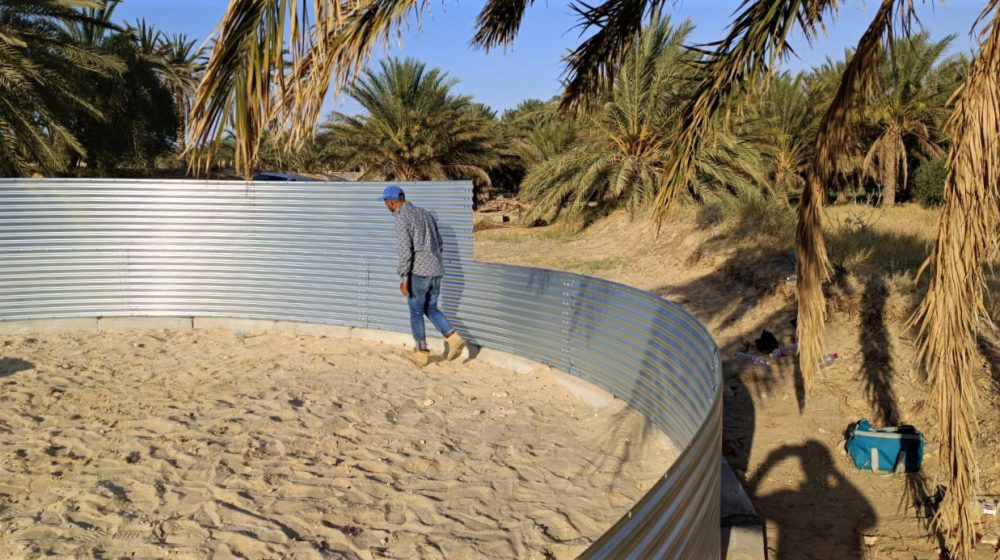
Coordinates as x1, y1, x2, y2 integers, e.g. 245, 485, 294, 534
0, 329, 674, 559
476, 209, 1000, 559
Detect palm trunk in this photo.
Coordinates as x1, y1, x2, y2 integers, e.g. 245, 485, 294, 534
882, 168, 897, 207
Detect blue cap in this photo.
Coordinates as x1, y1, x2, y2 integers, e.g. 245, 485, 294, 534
380, 185, 404, 201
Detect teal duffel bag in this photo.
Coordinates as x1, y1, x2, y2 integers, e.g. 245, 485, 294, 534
845, 419, 924, 473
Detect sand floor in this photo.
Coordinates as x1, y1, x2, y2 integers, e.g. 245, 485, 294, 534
0, 328, 675, 559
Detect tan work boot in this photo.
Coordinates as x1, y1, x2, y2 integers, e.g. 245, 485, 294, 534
408, 349, 431, 367
444, 331, 466, 361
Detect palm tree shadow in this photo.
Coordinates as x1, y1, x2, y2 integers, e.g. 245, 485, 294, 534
652, 248, 799, 472
570, 404, 658, 497
747, 440, 877, 559
978, 331, 1000, 393
860, 274, 900, 425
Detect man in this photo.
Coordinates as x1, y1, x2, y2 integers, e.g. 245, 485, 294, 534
381, 185, 465, 366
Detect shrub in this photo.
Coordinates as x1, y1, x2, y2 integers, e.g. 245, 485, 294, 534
723, 193, 795, 245
912, 157, 947, 207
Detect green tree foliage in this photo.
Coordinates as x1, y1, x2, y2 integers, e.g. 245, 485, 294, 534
321, 58, 500, 194
912, 155, 948, 207
519, 15, 765, 223
128, 20, 206, 149
0, 0, 121, 176
860, 33, 962, 206
66, 32, 180, 173
60, 1, 180, 173
746, 73, 816, 202
488, 99, 578, 197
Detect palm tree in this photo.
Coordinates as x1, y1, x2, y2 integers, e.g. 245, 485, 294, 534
155, 33, 207, 150
747, 72, 815, 202
61, 0, 120, 45
186, 0, 683, 175
320, 58, 499, 188
130, 17, 163, 57
485, 99, 578, 197
501, 99, 577, 168
861, 33, 959, 206
125, 20, 206, 150
520, 16, 765, 222
191, 1, 1000, 556
0, 0, 121, 176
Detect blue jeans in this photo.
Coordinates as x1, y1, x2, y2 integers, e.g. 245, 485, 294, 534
407, 275, 454, 347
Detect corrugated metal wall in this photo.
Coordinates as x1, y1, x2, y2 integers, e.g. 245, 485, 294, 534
0, 178, 721, 558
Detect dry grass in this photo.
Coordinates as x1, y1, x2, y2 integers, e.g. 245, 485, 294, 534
824, 205, 937, 281
706, 199, 937, 281
475, 225, 579, 245
563, 256, 627, 275
476, 204, 998, 325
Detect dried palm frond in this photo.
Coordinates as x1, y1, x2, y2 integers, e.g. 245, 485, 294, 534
797, 0, 918, 394
188, 0, 426, 177
911, 2, 1000, 557
646, 0, 915, 393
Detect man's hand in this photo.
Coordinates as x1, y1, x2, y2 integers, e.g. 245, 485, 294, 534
400, 280, 410, 298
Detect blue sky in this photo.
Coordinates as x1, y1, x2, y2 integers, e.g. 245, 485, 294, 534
114, 0, 985, 117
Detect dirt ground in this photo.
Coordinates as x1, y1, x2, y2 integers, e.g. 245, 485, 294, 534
0, 329, 673, 559
475, 205, 1000, 560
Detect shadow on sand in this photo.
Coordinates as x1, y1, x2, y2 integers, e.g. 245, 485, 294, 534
0, 357, 34, 378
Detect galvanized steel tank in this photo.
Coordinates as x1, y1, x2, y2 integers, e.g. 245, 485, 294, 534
0, 179, 721, 558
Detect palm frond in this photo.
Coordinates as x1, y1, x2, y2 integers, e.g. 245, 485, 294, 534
911, 2, 1000, 557
797, 0, 918, 393
523, 15, 768, 222
471, 0, 534, 49
651, 0, 846, 224
189, 0, 427, 177
559, 0, 668, 111
0, 0, 120, 175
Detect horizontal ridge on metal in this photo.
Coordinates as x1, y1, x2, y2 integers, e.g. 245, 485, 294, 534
0, 178, 721, 558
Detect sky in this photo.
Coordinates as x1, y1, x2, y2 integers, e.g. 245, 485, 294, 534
114, 0, 986, 118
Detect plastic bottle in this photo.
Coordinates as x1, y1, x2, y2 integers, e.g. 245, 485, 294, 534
818, 353, 839, 368
735, 352, 770, 366
771, 343, 798, 357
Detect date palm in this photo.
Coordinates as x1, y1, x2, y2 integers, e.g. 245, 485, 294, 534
521, 16, 765, 222
747, 72, 816, 202
186, 0, 681, 175
191, 0, 1000, 556
0, 0, 120, 175
60, 0, 119, 45
502, 99, 578, 168
156, 33, 207, 149
320, 58, 499, 187
126, 20, 206, 149
861, 33, 959, 206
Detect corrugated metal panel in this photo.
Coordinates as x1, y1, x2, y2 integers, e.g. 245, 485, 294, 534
0, 178, 721, 558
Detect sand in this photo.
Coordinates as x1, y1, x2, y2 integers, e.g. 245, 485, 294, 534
0, 328, 675, 559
